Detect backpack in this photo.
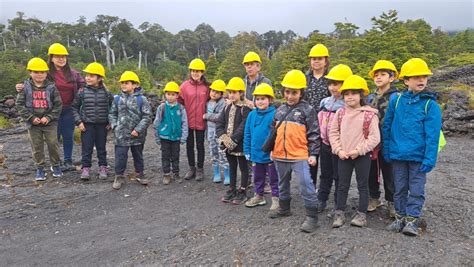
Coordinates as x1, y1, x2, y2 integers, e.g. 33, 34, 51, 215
114, 94, 144, 113
394, 94, 446, 153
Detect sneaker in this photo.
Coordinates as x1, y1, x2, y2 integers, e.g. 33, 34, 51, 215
270, 197, 279, 211
245, 194, 266, 208
98, 166, 108, 180
222, 189, 236, 203
317, 200, 327, 213
387, 201, 396, 218
174, 173, 183, 184
350, 211, 367, 227
195, 168, 204, 181
268, 198, 292, 218
62, 160, 75, 171
402, 216, 420, 236
367, 198, 381, 212
232, 190, 248, 205
113, 175, 125, 190
387, 214, 405, 232
184, 167, 196, 180
332, 210, 345, 228
327, 208, 336, 219
136, 172, 149, 185
50, 166, 63, 178
162, 173, 172, 185
35, 168, 46, 181
263, 183, 271, 194
81, 167, 91, 180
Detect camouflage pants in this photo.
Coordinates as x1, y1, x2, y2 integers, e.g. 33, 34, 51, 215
28, 122, 61, 168
207, 127, 228, 168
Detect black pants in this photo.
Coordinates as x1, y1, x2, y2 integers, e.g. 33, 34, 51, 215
336, 154, 371, 213
161, 139, 180, 174
318, 143, 339, 204
226, 154, 249, 191
114, 144, 144, 175
186, 129, 205, 169
310, 157, 320, 186
81, 123, 108, 168
368, 151, 394, 201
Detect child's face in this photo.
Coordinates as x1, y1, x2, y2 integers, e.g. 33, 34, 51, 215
254, 95, 271, 110
328, 81, 343, 98
29, 71, 47, 84
227, 90, 242, 103
343, 90, 362, 108
373, 70, 395, 89
190, 69, 204, 81
404, 75, 428, 93
283, 88, 302, 106
120, 81, 137, 94
243, 62, 261, 77
165, 92, 178, 103
310, 57, 326, 71
209, 89, 223, 101
85, 74, 101, 87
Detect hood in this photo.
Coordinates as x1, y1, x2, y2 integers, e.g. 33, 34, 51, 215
256, 105, 276, 115
402, 89, 438, 103
345, 104, 379, 114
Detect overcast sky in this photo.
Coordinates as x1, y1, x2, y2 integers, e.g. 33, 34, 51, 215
0, 0, 472, 36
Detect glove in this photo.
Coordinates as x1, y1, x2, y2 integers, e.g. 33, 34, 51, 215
219, 134, 237, 151
419, 164, 433, 173
245, 154, 250, 161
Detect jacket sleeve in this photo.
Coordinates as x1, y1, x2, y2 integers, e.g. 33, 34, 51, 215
215, 105, 227, 138
134, 97, 152, 134
206, 100, 225, 122
382, 95, 397, 158
355, 114, 381, 155
306, 106, 321, 156
243, 111, 253, 157
178, 83, 185, 105
71, 91, 82, 125
15, 87, 34, 122
181, 106, 189, 143
109, 96, 118, 130
153, 103, 163, 140
423, 101, 442, 167
46, 86, 63, 122
329, 109, 342, 155
231, 106, 251, 143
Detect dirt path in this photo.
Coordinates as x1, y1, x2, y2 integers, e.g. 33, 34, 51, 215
0, 127, 473, 265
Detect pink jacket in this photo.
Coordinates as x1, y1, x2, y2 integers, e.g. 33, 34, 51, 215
318, 110, 336, 145
178, 79, 209, 130
329, 105, 380, 156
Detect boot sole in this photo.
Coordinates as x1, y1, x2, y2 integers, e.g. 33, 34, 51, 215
245, 202, 266, 208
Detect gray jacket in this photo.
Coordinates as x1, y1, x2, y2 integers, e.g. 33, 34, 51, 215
244, 73, 272, 101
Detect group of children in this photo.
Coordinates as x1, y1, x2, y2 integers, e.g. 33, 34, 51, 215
17, 43, 442, 237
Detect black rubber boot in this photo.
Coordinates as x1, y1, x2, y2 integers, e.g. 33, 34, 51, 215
300, 206, 319, 233
269, 198, 292, 219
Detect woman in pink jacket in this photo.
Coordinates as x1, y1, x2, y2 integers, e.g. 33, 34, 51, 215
329, 75, 380, 229
179, 58, 210, 181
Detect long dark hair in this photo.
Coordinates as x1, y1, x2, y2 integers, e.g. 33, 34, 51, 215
189, 71, 210, 86
308, 56, 330, 75
47, 56, 75, 83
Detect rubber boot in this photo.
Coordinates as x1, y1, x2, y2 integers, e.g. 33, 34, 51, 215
212, 163, 221, 183
223, 166, 230, 185
269, 198, 292, 219
300, 206, 319, 233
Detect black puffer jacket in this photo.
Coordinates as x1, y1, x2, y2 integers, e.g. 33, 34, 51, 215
71, 85, 113, 125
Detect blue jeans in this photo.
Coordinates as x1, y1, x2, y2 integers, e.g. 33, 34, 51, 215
57, 107, 75, 162
275, 160, 318, 208
392, 160, 427, 218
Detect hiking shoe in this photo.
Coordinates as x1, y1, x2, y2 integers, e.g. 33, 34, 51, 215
35, 168, 46, 181
184, 167, 196, 180
264, 183, 271, 194
50, 166, 63, 178
270, 196, 279, 211
113, 175, 125, 190
222, 189, 236, 203
136, 172, 149, 185
387, 201, 396, 218
402, 217, 420, 236
327, 208, 336, 219
367, 198, 381, 212
232, 190, 248, 205
387, 214, 405, 233
162, 173, 172, 185
245, 194, 266, 208
62, 160, 75, 172
269, 198, 292, 218
317, 200, 327, 213
98, 166, 108, 180
351, 211, 367, 227
195, 168, 204, 181
81, 167, 91, 180
332, 210, 345, 228
174, 173, 183, 184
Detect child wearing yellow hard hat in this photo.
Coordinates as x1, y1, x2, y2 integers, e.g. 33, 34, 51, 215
16, 57, 63, 181
328, 74, 380, 229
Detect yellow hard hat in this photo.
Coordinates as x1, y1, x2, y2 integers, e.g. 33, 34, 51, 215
308, 43, 329, 58
119, 71, 140, 83
252, 83, 275, 98
226, 77, 246, 91
188, 58, 206, 71
48, 43, 69, 56
242, 51, 262, 64
339, 75, 370, 96
325, 64, 353, 81
163, 81, 180, 93
26, 57, 49, 71
368, 60, 398, 79
83, 62, 106, 77
399, 58, 432, 79
281, 69, 307, 89
209, 79, 226, 92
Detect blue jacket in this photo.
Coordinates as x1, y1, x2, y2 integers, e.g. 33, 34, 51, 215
244, 105, 276, 163
382, 90, 442, 167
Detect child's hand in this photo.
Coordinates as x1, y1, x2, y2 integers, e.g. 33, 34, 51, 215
32, 117, 41, 125
245, 99, 254, 109
348, 150, 359, 160
308, 156, 317, 166
338, 150, 349, 160
203, 114, 206, 120
131, 130, 139, 137
78, 122, 86, 132
225, 99, 232, 105
15, 83, 24, 92
106, 124, 111, 130
40, 117, 49, 125
245, 154, 250, 161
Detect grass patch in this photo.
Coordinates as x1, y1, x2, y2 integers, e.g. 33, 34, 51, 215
0, 116, 12, 129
